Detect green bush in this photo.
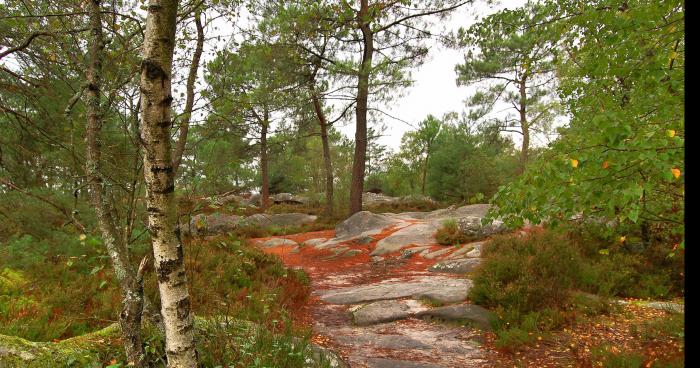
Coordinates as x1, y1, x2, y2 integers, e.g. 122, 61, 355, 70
469, 229, 583, 314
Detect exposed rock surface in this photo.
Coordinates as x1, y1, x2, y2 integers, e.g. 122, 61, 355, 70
352, 299, 429, 326
334, 211, 401, 240
417, 304, 493, 330
261, 238, 298, 248
318, 276, 471, 305
371, 223, 438, 255
429, 258, 482, 274
187, 212, 317, 236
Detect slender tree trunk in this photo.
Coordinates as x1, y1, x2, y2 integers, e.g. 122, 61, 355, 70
349, 0, 373, 215
172, 9, 204, 174
421, 148, 430, 195
139, 1, 198, 367
518, 78, 529, 173
260, 107, 270, 210
309, 81, 334, 218
85, 0, 145, 365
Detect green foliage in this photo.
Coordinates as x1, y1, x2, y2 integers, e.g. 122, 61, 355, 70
470, 229, 583, 314
435, 219, 475, 246
590, 346, 645, 368
488, 0, 684, 245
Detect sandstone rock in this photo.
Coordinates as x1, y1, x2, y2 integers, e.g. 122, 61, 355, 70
189, 213, 240, 236
429, 258, 482, 274
318, 276, 471, 305
400, 246, 432, 259
261, 238, 298, 248
334, 211, 400, 240
444, 242, 484, 260
417, 304, 493, 330
422, 247, 452, 260
302, 238, 328, 247
371, 223, 438, 256
352, 300, 429, 326
241, 213, 317, 228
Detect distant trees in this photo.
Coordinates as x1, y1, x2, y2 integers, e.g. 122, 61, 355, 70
454, 2, 561, 172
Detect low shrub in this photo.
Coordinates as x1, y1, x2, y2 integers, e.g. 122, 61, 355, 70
435, 219, 475, 245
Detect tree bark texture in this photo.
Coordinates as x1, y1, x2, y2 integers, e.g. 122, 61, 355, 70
172, 9, 204, 174
309, 81, 334, 218
85, 0, 145, 365
138, 1, 198, 367
518, 77, 529, 173
349, 0, 373, 216
260, 107, 270, 210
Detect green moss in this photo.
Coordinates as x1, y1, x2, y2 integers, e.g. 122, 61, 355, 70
0, 324, 121, 367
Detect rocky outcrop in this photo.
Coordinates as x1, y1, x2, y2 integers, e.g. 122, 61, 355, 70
187, 212, 317, 237
334, 211, 402, 240
371, 223, 438, 256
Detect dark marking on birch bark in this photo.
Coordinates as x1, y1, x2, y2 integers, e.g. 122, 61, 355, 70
176, 296, 190, 320
156, 258, 182, 283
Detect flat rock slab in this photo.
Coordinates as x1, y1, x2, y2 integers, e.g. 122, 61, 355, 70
318, 276, 472, 305
422, 247, 452, 260
260, 238, 298, 248
353, 300, 429, 326
429, 258, 482, 274
302, 238, 328, 247
371, 223, 438, 256
365, 358, 445, 368
417, 304, 493, 330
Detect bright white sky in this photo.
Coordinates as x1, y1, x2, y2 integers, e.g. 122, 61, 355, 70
188, 0, 539, 152
331, 0, 528, 151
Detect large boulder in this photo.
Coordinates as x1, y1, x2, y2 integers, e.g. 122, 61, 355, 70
371, 223, 438, 256
241, 213, 317, 228
334, 211, 400, 240
188, 213, 241, 236
457, 216, 506, 238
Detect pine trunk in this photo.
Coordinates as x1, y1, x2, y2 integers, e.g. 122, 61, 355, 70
260, 108, 270, 210
309, 82, 334, 218
139, 1, 198, 367
519, 78, 529, 173
349, 0, 373, 216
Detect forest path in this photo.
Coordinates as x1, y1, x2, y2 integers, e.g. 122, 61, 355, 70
251, 206, 501, 368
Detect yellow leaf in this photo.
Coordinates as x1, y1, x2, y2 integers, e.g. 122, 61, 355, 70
619, 236, 626, 243
571, 159, 579, 168
79, 234, 87, 241
672, 168, 681, 179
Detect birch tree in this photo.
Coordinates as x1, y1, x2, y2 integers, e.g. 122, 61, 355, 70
139, 0, 198, 366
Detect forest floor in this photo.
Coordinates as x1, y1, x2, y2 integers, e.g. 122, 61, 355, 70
250, 217, 684, 368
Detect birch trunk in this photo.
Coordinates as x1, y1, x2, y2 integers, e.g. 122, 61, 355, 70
349, 0, 373, 216
85, 0, 145, 365
139, 1, 197, 366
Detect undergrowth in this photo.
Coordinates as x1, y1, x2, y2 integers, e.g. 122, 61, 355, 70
470, 226, 684, 351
